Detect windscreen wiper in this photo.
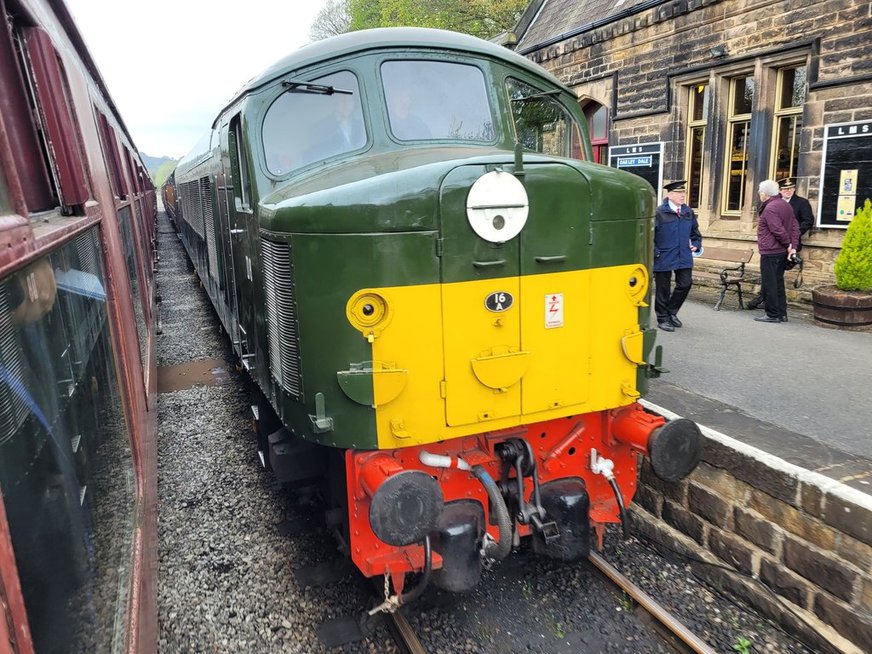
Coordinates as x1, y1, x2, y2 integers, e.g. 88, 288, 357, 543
511, 89, 561, 102
282, 78, 353, 95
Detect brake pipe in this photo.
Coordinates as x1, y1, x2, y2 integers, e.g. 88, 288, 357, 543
418, 450, 471, 471
591, 449, 630, 539
471, 465, 512, 561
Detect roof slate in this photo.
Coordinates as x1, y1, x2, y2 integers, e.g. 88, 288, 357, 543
517, 0, 657, 51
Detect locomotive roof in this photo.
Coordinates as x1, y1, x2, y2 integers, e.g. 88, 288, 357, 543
222, 27, 571, 113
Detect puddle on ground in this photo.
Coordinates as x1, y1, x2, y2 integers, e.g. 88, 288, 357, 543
157, 358, 231, 393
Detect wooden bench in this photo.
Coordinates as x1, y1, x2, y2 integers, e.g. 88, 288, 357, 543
694, 246, 755, 310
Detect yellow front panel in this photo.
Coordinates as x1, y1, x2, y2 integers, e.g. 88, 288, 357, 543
519, 270, 590, 416
442, 278, 522, 426
587, 265, 647, 408
354, 264, 647, 449
367, 284, 446, 448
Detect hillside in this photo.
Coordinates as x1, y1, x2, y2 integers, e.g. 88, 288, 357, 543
140, 152, 178, 188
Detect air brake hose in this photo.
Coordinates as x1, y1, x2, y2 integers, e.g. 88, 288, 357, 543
399, 535, 432, 605
607, 476, 630, 539
592, 451, 630, 539
471, 465, 512, 561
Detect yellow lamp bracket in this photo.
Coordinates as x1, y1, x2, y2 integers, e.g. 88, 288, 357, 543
625, 265, 649, 307
346, 290, 392, 342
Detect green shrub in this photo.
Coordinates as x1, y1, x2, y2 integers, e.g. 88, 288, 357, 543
834, 199, 872, 292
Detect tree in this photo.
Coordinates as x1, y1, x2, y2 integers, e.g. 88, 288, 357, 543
834, 199, 872, 292
310, 0, 351, 41
347, 0, 527, 40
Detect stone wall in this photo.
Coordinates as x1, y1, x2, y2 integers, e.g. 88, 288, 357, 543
520, 0, 872, 295
633, 403, 872, 653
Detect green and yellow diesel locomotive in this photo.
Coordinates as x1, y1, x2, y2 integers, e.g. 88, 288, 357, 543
168, 27, 701, 602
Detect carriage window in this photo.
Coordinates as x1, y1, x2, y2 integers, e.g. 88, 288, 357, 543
507, 78, 583, 158
0, 230, 134, 653
262, 70, 366, 175
382, 61, 494, 142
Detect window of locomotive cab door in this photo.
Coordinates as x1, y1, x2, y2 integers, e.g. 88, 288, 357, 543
229, 117, 251, 211
506, 78, 585, 160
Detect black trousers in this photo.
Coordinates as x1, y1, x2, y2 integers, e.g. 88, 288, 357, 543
654, 268, 692, 321
760, 253, 788, 318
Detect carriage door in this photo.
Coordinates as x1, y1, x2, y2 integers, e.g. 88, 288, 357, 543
224, 117, 256, 371
438, 164, 524, 427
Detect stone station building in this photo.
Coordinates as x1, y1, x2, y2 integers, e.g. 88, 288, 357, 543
511, 0, 872, 301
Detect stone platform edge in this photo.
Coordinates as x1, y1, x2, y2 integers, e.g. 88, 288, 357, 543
632, 400, 872, 654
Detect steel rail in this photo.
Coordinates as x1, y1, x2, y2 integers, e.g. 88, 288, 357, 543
588, 552, 718, 654
368, 578, 427, 654
386, 608, 428, 654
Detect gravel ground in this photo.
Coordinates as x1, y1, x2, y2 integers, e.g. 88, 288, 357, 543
156, 212, 395, 653
155, 208, 814, 654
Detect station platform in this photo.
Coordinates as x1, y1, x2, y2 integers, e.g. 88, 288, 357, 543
646, 289, 872, 495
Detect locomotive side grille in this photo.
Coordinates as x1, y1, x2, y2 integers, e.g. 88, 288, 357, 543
200, 176, 219, 281
179, 179, 205, 239
261, 239, 302, 397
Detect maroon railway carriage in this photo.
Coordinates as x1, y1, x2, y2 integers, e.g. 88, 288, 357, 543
0, 0, 158, 652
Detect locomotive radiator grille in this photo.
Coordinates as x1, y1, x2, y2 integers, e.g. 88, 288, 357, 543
261, 239, 302, 397
199, 176, 219, 282
179, 179, 205, 239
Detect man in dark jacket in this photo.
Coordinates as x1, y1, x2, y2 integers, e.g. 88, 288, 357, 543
754, 179, 800, 323
778, 177, 814, 248
747, 177, 813, 310
653, 180, 702, 332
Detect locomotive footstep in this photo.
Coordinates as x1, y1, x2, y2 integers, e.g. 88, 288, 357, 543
294, 558, 352, 587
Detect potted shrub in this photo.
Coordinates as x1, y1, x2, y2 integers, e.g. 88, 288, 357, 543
813, 199, 872, 330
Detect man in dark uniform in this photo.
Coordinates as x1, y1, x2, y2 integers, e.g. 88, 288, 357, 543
653, 180, 702, 332
778, 177, 814, 246
747, 177, 813, 309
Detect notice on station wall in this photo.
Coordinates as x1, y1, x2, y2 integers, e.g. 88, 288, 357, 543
819, 121, 872, 228
608, 143, 663, 195
836, 169, 858, 221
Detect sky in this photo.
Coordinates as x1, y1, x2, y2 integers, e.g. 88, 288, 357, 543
65, 0, 330, 159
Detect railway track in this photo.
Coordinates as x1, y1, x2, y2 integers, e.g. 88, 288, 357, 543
588, 552, 717, 654
383, 606, 427, 654
366, 549, 719, 654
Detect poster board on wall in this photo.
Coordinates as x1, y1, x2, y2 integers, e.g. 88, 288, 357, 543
819, 120, 872, 228
608, 143, 663, 196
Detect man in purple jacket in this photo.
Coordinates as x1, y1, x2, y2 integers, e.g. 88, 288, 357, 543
755, 179, 800, 323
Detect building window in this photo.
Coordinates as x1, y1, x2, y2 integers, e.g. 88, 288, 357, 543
685, 83, 708, 209
722, 74, 754, 214
585, 103, 608, 164
771, 65, 806, 182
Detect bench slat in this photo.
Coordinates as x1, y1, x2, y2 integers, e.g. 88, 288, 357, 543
696, 246, 753, 263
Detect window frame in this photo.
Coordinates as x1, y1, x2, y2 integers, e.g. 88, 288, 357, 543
684, 82, 709, 210
769, 64, 807, 182
230, 116, 251, 211
585, 103, 609, 164
721, 73, 755, 216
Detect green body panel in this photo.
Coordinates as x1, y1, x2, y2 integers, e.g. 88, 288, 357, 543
438, 162, 593, 283
278, 231, 439, 448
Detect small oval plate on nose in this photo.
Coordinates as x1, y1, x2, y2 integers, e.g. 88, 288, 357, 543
485, 291, 514, 312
